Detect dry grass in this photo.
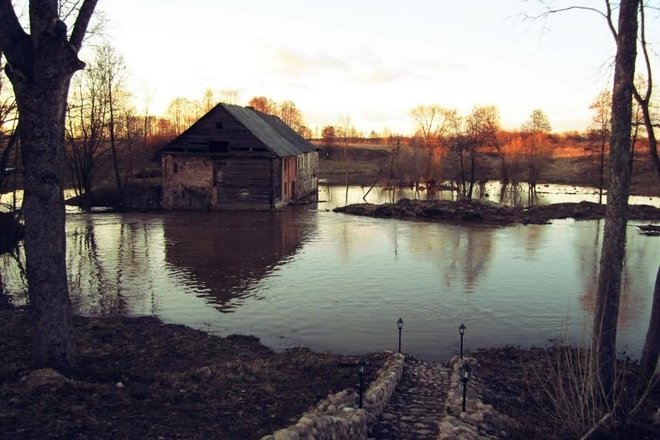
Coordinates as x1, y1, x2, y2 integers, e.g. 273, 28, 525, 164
475, 345, 660, 440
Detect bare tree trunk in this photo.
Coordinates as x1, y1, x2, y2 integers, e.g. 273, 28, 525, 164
0, 121, 19, 192
637, 102, 659, 176
639, 266, 660, 383
599, 137, 606, 204
632, 2, 660, 178
108, 82, 123, 210
0, 0, 99, 369
592, 0, 639, 399
17, 77, 75, 368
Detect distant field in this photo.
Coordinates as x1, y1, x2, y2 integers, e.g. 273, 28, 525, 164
316, 142, 660, 197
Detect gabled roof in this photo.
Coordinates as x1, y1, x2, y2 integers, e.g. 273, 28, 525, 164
162, 103, 315, 158
223, 104, 315, 156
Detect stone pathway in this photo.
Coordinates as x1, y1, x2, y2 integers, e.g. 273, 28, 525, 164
370, 357, 451, 440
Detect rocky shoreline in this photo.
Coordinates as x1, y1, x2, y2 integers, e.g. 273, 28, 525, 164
334, 198, 660, 225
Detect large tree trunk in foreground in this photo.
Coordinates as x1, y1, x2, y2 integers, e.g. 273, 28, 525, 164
592, 0, 639, 399
17, 79, 74, 368
0, 0, 98, 369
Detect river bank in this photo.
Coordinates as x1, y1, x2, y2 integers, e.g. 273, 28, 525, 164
0, 306, 657, 439
0, 306, 386, 439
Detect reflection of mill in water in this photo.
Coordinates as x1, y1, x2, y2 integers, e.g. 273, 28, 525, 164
163, 208, 316, 311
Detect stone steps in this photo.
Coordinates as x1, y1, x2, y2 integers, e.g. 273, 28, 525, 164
370, 357, 451, 440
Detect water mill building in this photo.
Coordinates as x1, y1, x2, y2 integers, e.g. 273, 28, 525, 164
161, 103, 318, 210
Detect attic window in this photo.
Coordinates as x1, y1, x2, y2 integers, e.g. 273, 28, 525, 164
209, 141, 230, 153
215, 122, 224, 130
233, 146, 251, 152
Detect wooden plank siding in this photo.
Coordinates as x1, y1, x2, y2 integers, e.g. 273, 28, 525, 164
216, 158, 272, 209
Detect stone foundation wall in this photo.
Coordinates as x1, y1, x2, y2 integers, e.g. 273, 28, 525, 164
261, 352, 405, 440
437, 356, 518, 440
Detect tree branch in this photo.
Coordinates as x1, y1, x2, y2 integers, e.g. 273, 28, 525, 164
638, 0, 652, 103
526, 1, 618, 40
69, 0, 98, 51
29, 0, 58, 39
604, 0, 618, 40
530, 4, 608, 19
0, 0, 31, 69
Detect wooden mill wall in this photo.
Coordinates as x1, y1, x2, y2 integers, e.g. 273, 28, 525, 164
215, 157, 274, 209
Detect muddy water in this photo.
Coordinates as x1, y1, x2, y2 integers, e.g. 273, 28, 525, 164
1, 185, 658, 360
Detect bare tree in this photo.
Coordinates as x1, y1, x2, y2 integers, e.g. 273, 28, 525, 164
590, 90, 612, 204
0, 51, 18, 195
592, 0, 639, 399
338, 115, 352, 201
165, 97, 201, 135
521, 108, 552, 203
410, 104, 453, 181
219, 88, 239, 105
321, 125, 336, 152
529, 0, 645, 399
0, 0, 99, 369
247, 96, 277, 114
279, 100, 308, 136
496, 135, 527, 204
464, 105, 500, 198
66, 66, 106, 207
631, 1, 660, 178
96, 43, 128, 206
202, 87, 215, 112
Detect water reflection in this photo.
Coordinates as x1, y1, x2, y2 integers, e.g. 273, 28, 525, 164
318, 182, 660, 210
65, 215, 162, 315
162, 208, 317, 311
0, 186, 657, 360
575, 221, 652, 331
404, 224, 495, 293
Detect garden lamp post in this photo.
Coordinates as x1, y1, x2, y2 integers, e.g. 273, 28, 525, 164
460, 363, 471, 412
397, 317, 403, 353
357, 359, 367, 409
459, 323, 466, 359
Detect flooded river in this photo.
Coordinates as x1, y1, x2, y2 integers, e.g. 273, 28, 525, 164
1, 185, 658, 360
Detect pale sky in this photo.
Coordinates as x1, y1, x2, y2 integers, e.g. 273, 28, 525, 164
98, 0, 658, 135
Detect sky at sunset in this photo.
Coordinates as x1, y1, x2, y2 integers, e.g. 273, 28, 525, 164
99, 0, 659, 135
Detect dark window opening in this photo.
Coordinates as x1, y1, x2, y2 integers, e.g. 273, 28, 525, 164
173, 163, 178, 174
215, 122, 224, 130
209, 141, 230, 153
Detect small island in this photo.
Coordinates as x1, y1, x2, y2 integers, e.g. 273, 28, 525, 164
334, 198, 660, 225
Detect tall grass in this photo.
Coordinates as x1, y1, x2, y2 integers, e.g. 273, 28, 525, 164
535, 341, 656, 439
